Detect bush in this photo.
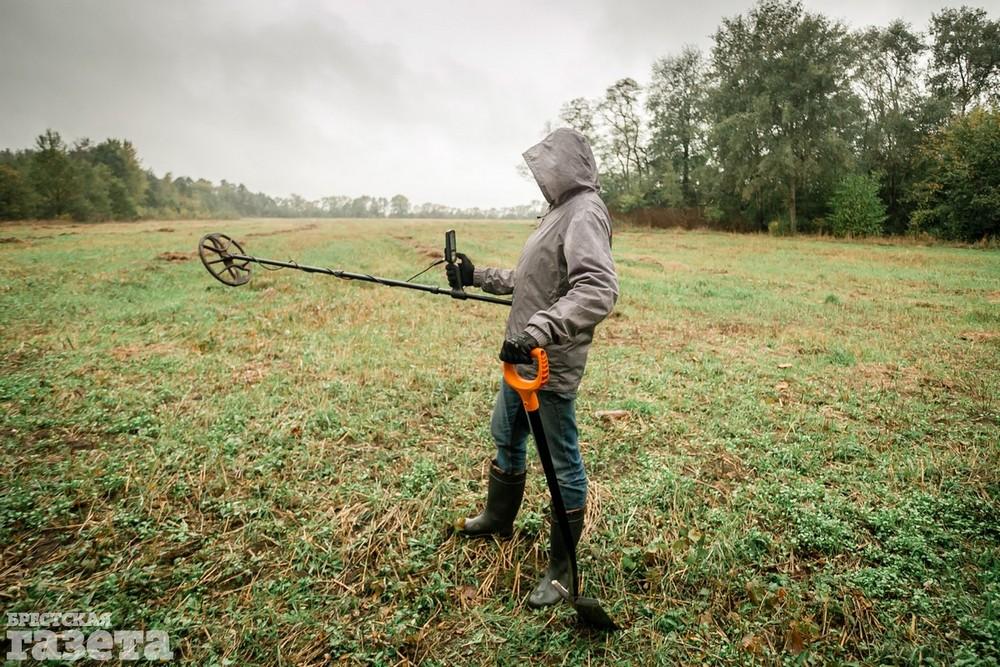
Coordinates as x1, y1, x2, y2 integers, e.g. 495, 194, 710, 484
828, 173, 887, 237
767, 217, 794, 236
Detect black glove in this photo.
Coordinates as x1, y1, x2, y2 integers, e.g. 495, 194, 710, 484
499, 331, 540, 364
446, 252, 474, 288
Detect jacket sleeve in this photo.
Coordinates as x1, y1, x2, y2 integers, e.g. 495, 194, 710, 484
473, 267, 516, 295
523, 208, 618, 347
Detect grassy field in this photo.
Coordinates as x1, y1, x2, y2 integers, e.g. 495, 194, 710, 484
1, 218, 998, 665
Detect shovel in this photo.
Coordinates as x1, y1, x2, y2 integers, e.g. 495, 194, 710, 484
503, 349, 619, 631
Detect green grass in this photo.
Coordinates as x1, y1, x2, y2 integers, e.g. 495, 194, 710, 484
1, 219, 998, 665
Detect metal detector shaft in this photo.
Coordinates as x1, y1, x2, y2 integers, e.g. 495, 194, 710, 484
232, 252, 511, 305
197, 233, 512, 306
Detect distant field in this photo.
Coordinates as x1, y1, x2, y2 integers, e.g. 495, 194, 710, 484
1, 218, 998, 665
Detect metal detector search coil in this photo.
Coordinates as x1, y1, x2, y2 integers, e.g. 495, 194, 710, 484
197, 232, 512, 306
198, 233, 251, 286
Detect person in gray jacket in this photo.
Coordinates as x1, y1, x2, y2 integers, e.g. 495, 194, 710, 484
450, 127, 619, 608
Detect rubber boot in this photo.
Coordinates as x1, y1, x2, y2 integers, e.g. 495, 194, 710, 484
528, 505, 585, 608
455, 461, 526, 538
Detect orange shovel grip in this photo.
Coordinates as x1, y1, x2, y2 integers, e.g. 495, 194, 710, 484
502, 348, 549, 412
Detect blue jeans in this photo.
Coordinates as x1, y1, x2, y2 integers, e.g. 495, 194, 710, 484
490, 381, 588, 510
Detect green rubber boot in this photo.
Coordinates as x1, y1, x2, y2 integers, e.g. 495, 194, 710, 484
528, 505, 585, 608
455, 461, 526, 538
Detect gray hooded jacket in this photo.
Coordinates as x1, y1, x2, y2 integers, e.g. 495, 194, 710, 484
473, 128, 619, 394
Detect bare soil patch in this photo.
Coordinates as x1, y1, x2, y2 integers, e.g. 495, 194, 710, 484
245, 223, 318, 238
157, 251, 194, 262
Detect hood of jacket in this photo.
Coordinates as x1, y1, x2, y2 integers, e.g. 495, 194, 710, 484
522, 128, 599, 206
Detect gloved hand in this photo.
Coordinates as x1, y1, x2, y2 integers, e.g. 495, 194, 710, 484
499, 331, 540, 364
446, 252, 475, 288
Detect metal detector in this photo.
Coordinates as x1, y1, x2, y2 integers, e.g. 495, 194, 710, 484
197, 231, 511, 306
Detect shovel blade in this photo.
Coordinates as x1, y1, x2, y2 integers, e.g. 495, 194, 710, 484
551, 580, 619, 631
572, 596, 619, 631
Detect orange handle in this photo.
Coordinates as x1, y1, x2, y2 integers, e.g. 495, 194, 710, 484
502, 348, 549, 412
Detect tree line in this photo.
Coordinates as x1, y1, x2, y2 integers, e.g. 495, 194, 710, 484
549, 2, 999, 242
0, 131, 545, 223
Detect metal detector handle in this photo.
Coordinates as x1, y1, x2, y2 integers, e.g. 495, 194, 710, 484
502, 348, 549, 411
444, 229, 466, 296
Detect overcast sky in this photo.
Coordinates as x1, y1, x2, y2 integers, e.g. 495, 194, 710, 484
1, 0, 995, 208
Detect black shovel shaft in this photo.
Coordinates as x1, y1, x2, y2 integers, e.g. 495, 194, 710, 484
504, 352, 618, 631
226, 253, 512, 306
524, 407, 581, 599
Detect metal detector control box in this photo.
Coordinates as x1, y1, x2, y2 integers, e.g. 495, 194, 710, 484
444, 229, 467, 297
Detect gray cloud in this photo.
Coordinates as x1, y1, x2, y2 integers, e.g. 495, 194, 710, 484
1, 0, 996, 208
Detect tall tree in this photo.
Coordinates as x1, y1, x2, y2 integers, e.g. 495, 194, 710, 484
647, 46, 709, 206
558, 97, 600, 149
389, 194, 410, 217
709, 0, 859, 232
855, 21, 928, 233
598, 78, 648, 198
89, 138, 147, 219
349, 195, 373, 217
321, 195, 351, 217
75, 162, 114, 221
928, 6, 1000, 115
909, 107, 1000, 242
29, 130, 82, 219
